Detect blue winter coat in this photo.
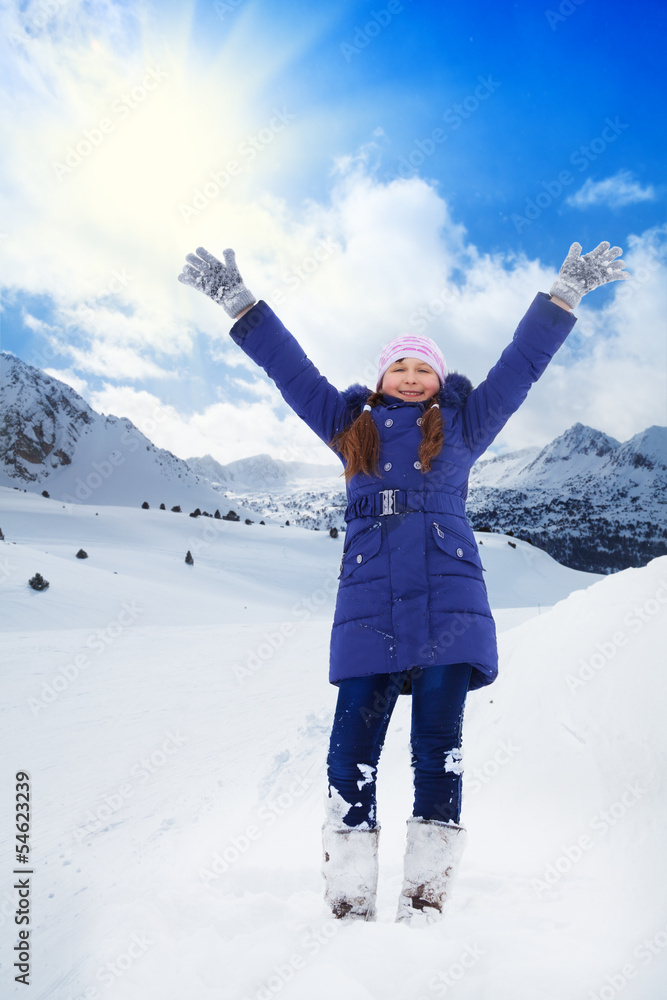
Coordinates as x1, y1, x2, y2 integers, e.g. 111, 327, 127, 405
229, 292, 576, 691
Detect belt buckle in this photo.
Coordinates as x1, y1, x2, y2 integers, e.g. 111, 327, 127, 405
380, 489, 398, 515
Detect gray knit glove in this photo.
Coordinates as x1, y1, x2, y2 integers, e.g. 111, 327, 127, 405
178, 247, 256, 319
550, 241, 629, 310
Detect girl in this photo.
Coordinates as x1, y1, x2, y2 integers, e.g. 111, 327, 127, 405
178, 241, 627, 925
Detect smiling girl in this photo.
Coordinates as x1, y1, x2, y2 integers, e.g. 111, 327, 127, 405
178, 240, 627, 925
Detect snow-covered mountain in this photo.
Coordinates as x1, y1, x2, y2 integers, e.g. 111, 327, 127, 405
186, 452, 341, 491
0, 352, 256, 518
467, 422, 667, 573
470, 422, 665, 494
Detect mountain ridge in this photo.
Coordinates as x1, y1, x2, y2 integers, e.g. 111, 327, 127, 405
2, 351, 665, 571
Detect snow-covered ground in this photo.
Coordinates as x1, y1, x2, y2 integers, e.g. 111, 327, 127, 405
2, 487, 666, 1000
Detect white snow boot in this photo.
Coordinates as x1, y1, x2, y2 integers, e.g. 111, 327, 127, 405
321, 824, 380, 921
395, 817, 466, 926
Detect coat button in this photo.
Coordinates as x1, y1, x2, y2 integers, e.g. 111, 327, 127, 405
383, 462, 392, 471
416, 417, 423, 426
456, 547, 464, 558
356, 554, 363, 563
384, 418, 393, 427
413, 461, 422, 470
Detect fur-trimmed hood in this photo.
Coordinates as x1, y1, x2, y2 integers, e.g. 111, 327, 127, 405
341, 371, 473, 417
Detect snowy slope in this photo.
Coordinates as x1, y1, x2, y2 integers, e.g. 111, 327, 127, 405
0, 488, 599, 632
3, 488, 667, 999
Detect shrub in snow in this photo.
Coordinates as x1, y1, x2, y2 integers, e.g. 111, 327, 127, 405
76, 549, 88, 559
0, 527, 4, 540
42, 490, 50, 498
260, 520, 265, 525
214, 509, 221, 519
285, 519, 290, 526
185, 550, 194, 565
245, 518, 253, 525
329, 527, 339, 539
29, 573, 49, 591
141, 501, 149, 509
508, 540, 516, 549
222, 510, 239, 521
171, 505, 181, 513
160, 503, 166, 510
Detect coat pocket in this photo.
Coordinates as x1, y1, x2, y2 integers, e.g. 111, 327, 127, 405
430, 520, 484, 570
339, 520, 383, 579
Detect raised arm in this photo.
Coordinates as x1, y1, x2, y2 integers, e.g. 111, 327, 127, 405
177, 247, 353, 450
461, 292, 576, 461
461, 241, 628, 461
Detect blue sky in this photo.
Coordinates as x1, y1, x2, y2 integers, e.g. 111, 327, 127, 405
0, 0, 665, 464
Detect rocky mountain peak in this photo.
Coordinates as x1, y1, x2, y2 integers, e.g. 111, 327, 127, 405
0, 351, 94, 481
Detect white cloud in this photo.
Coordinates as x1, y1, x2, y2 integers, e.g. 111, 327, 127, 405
2, 3, 665, 463
88, 384, 339, 466
566, 170, 657, 209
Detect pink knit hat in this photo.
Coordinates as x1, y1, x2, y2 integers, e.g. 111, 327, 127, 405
376, 335, 447, 390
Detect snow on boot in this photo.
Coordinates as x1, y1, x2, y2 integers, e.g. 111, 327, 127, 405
395, 817, 466, 926
321, 824, 380, 921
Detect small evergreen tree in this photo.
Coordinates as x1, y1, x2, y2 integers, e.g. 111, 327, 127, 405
171, 505, 181, 513
141, 501, 149, 509
214, 509, 221, 519
160, 503, 166, 510
76, 549, 88, 559
329, 527, 338, 539
29, 572, 49, 591
185, 550, 194, 565
42, 490, 50, 498
0, 527, 4, 540
285, 519, 290, 526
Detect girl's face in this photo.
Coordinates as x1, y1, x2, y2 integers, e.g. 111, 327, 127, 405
380, 357, 440, 402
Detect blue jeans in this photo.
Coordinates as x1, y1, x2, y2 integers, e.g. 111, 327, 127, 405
326, 663, 472, 829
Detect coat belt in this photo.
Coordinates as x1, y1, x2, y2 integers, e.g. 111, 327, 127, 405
344, 489, 466, 521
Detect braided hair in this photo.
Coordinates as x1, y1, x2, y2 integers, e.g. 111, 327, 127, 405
330, 391, 444, 483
